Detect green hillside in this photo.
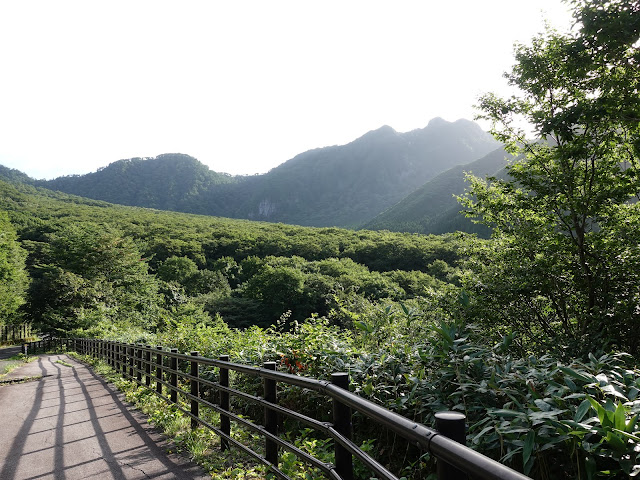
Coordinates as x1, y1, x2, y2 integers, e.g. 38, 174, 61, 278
38, 153, 239, 214
0, 178, 465, 329
364, 147, 512, 234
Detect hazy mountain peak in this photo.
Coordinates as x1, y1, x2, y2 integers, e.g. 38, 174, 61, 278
427, 117, 449, 128
356, 124, 398, 142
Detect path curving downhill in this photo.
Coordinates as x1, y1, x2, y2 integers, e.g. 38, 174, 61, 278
0, 353, 210, 480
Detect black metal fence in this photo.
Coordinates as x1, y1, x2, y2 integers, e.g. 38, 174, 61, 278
28, 338, 531, 480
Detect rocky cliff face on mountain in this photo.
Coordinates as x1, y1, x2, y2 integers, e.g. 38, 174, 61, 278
2, 118, 501, 231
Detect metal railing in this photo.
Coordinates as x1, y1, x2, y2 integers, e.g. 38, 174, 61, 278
28, 338, 531, 480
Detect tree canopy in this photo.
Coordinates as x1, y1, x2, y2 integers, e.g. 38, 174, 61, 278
0, 211, 28, 324
463, 0, 640, 353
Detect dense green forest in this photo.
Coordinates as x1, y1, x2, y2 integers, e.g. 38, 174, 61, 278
0, 179, 463, 333
1, 1, 640, 478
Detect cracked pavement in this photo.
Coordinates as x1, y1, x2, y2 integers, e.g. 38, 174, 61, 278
0, 353, 210, 480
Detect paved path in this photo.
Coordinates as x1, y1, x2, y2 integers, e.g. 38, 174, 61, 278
0, 354, 210, 480
0, 345, 23, 360
0, 345, 26, 378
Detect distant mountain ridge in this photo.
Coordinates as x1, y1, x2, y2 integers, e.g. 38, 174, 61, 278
365, 147, 513, 235
231, 118, 499, 227
1, 118, 501, 230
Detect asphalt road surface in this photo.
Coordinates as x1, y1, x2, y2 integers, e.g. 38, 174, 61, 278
0, 353, 210, 480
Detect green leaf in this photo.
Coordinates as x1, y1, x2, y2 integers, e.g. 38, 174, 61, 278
354, 321, 373, 333
490, 409, 527, 418
559, 366, 596, 384
575, 399, 592, 422
627, 414, 638, 434
614, 402, 627, 431
585, 456, 596, 480
457, 290, 470, 308
605, 431, 628, 452
363, 381, 374, 396
523, 430, 535, 472
613, 428, 640, 443
587, 397, 608, 426
534, 399, 552, 412
564, 377, 578, 392
471, 425, 496, 444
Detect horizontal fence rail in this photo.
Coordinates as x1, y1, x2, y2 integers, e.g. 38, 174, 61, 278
28, 338, 531, 480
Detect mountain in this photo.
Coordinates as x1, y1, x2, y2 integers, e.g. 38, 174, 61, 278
37, 153, 239, 214
1, 118, 501, 229
0, 165, 34, 184
364, 147, 513, 235
230, 118, 499, 227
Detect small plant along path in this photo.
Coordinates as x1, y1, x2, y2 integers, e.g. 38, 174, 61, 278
0, 354, 209, 480
0, 345, 30, 380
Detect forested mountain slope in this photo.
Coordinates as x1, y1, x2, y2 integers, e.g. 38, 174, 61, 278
36, 153, 239, 214
364, 147, 513, 235
231, 118, 499, 227
3, 118, 499, 229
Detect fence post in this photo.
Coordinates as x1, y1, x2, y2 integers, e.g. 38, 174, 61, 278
156, 346, 163, 395
264, 361, 278, 466
219, 354, 230, 451
136, 344, 143, 383
332, 372, 353, 480
22, 343, 28, 355
190, 351, 199, 429
145, 345, 152, 387
121, 343, 126, 374
170, 349, 178, 404
128, 344, 134, 379
435, 411, 468, 480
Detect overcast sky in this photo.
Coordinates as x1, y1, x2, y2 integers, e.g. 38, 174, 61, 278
0, 1, 573, 180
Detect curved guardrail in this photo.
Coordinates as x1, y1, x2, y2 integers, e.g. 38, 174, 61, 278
27, 338, 531, 480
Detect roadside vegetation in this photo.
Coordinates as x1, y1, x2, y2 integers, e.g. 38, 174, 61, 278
0, 353, 38, 379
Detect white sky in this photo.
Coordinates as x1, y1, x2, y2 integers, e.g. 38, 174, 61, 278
0, 1, 573, 180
